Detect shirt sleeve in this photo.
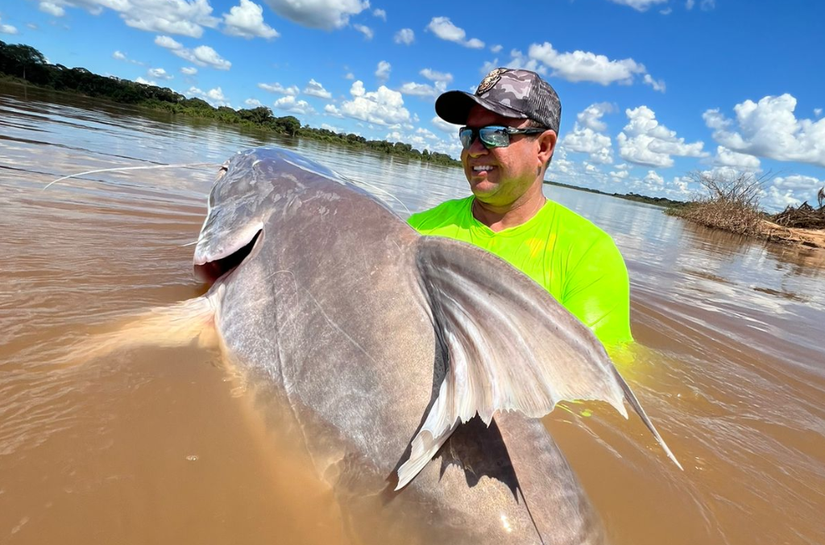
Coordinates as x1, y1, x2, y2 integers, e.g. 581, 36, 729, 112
560, 235, 634, 347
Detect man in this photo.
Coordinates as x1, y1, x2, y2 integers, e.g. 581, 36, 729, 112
407, 68, 633, 346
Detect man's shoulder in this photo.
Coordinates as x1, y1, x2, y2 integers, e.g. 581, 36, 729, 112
407, 197, 473, 232
542, 200, 613, 244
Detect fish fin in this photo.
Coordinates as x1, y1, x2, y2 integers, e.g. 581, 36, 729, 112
396, 237, 679, 489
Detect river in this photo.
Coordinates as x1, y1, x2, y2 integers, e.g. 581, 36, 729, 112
1, 83, 824, 545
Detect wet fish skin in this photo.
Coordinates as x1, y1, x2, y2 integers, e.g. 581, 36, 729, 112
192, 147, 672, 544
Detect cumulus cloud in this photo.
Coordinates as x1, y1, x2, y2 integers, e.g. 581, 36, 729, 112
39, 2, 66, 16
419, 68, 452, 83
148, 67, 173, 80
181, 66, 198, 75
375, 60, 391, 81
353, 23, 373, 40
608, 0, 668, 11
223, 0, 279, 39
244, 98, 264, 107
714, 145, 761, 171
702, 94, 825, 168
431, 116, 460, 134
262, 0, 368, 30
561, 103, 615, 164
394, 28, 414, 45
528, 42, 645, 85
425, 17, 484, 49
490, 44, 502, 53
303, 79, 332, 99
324, 103, 343, 118
398, 81, 446, 99
134, 76, 157, 86
274, 95, 316, 115
616, 106, 707, 168
338, 80, 411, 126
186, 86, 230, 107
257, 81, 299, 95
372, 8, 386, 21
56, 0, 220, 38
155, 35, 231, 70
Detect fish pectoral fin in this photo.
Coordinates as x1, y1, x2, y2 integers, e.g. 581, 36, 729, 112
395, 236, 680, 490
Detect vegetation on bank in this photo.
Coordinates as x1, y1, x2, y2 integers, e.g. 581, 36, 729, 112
666, 170, 825, 247
544, 180, 687, 208
0, 40, 459, 167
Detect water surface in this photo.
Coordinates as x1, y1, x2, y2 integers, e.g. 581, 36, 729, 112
2, 83, 824, 545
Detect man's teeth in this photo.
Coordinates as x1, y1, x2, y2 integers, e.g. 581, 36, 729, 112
473, 166, 493, 171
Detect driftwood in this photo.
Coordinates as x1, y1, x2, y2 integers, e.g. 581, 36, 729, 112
770, 201, 825, 230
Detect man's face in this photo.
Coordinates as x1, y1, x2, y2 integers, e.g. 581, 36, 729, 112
461, 105, 552, 208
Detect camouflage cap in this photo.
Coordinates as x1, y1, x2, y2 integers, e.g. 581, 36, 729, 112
435, 68, 561, 134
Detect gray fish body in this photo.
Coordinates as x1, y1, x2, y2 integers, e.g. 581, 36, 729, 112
193, 148, 651, 544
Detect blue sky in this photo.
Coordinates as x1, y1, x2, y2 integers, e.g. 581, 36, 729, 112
1, 0, 824, 210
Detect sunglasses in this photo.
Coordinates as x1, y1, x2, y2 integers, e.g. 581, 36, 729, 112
459, 125, 548, 150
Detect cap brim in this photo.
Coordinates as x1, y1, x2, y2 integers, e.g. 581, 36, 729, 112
435, 91, 528, 125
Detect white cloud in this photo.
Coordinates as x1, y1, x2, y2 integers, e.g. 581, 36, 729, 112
181, 66, 198, 75
419, 68, 452, 83
61, 0, 220, 38
815, 108, 823, 117
303, 79, 332, 99
608, 0, 668, 11
353, 23, 373, 40
490, 44, 502, 53
134, 76, 157, 86
262, 0, 368, 30
186, 85, 230, 107
114, 50, 145, 66
528, 42, 646, 85
244, 98, 263, 107
714, 146, 761, 170
394, 28, 414, 45
274, 95, 316, 115
148, 67, 173, 80
375, 60, 391, 81
0, 15, 18, 34
425, 17, 484, 49
324, 104, 343, 118
703, 94, 825, 167
344, 72, 354, 80
686, 0, 695, 8
223, 0, 279, 39
155, 35, 231, 70
39, 2, 66, 16
372, 8, 386, 21
398, 81, 446, 99
257, 82, 299, 95
561, 103, 615, 164
618, 105, 708, 167
338, 80, 411, 126
758, 174, 822, 212
643, 73, 666, 93
431, 116, 460, 134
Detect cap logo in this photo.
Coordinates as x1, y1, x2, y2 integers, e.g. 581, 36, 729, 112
476, 68, 508, 96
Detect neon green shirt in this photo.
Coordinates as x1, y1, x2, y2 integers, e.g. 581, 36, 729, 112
407, 196, 633, 346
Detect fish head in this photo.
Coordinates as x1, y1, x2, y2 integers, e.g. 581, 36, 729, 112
193, 147, 345, 285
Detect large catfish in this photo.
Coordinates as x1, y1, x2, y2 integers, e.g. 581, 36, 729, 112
156, 147, 678, 544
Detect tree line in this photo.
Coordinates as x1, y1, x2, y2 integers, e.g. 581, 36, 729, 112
0, 40, 459, 167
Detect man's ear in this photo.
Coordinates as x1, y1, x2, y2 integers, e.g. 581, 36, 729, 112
537, 130, 557, 166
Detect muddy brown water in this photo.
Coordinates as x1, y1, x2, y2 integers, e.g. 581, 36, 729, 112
1, 83, 824, 545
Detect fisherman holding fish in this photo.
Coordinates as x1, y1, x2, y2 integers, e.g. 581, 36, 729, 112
408, 68, 632, 346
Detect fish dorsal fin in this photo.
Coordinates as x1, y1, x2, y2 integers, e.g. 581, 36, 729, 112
395, 236, 680, 490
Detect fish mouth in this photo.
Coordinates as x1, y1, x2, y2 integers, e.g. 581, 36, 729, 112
194, 228, 263, 285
